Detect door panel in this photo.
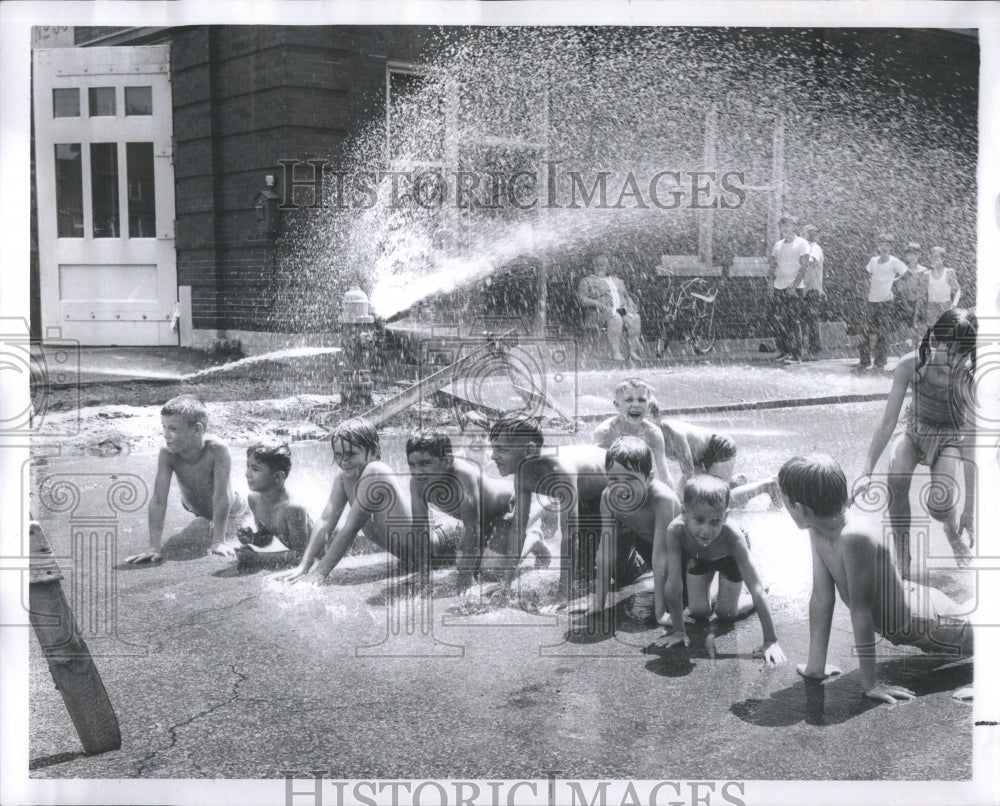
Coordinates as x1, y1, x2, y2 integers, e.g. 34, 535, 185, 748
34, 46, 176, 346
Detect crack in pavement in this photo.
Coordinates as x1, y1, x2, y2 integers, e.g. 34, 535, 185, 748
134, 663, 249, 777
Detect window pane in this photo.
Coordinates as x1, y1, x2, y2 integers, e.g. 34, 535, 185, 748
125, 86, 152, 115
52, 88, 80, 118
126, 142, 156, 238
90, 143, 120, 238
54, 143, 84, 238
88, 87, 116, 116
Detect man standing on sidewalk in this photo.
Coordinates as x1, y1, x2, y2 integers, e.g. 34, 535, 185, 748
856, 234, 907, 373
800, 224, 826, 360
768, 214, 810, 364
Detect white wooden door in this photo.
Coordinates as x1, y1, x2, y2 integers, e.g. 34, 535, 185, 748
34, 46, 177, 346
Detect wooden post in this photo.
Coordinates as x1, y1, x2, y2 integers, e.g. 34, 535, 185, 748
29, 521, 122, 755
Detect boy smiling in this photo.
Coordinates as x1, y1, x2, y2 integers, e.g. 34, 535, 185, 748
125, 394, 249, 564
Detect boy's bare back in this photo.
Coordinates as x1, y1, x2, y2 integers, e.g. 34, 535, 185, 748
342, 459, 412, 542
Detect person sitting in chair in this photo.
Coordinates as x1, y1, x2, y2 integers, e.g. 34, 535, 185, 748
577, 254, 643, 363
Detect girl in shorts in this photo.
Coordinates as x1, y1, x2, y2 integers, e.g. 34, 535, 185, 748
859, 308, 977, 577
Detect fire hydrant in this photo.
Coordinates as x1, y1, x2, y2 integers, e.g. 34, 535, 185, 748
339, 285, 375, 409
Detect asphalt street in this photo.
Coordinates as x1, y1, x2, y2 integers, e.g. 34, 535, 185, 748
27, 395, 977, 781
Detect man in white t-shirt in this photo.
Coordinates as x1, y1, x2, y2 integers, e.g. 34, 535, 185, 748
768, 214, 810, 364
577, 254, 642, 363
856, 234, 907, 373
800, 224, 826, 359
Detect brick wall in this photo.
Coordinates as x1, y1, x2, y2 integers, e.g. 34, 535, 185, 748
169, 25, 441, 332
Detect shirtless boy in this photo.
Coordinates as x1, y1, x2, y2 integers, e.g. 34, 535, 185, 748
778, 454, 973, 703
488, 412, 608, 601
659, 419, 779, 508
590, 436, 681, 614
406, 430, 551, 591
236, 439, 314, 567
283, 418, 451, 584
125, 394, 249, 564
592, 378, 673, 486
654, 475, 785, 664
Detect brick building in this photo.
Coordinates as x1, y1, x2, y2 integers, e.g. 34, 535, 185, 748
31, 26, 978, 351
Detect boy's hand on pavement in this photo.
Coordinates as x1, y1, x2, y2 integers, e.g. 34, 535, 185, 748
210, 542, 237, 559
759, 642, 786, 665
124, 548, 163, 565
654, 631, 689, 650
864, 683, 916, 704
796, 663, 842, 680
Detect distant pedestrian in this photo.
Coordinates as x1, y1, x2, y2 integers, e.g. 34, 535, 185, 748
768, 214, 810, 364
577, 254, 643, 363
800, 224, 825, 359
856, 234, 907, 373
893, 241, 928, 351
919, 246, 962, 331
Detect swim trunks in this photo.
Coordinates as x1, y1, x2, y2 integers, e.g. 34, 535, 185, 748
684, 527, 750, 584
881, 581, 974, 656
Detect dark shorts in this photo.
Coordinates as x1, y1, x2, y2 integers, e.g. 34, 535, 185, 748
685, 553, 743, 583
684, 529, 750, 584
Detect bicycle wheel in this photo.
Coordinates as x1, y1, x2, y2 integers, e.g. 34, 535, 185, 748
691, 309, 716, 354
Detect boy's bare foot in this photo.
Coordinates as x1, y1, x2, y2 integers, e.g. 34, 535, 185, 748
210, 542, 237, 559
124, 548, 163, 565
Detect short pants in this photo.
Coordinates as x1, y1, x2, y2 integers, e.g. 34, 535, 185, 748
882, 581, 974, 656
683, 529, 750, 584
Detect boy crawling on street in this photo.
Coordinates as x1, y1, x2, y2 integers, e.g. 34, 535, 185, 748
125, 394, 250, 564
589, 436, 681, 615
777, 454, 973, 703
488, 412, 609, 605
236, 439, 314, 568
406, 430, 550, 593
281, 418, 456, 584
655, 475, 785, 664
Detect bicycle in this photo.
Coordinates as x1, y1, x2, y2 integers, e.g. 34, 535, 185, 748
654, 273, 719, 356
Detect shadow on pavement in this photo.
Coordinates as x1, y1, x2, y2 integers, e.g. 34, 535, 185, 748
29, 751, 88, 771
731, 656, 972, 728
114, 521, 211, 569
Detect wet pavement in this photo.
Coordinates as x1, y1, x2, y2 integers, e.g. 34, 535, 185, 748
28, 401, 976, 780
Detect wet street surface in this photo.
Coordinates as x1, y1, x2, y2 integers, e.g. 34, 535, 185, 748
27, 395, 977, 781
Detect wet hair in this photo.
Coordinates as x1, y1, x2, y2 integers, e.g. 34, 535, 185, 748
918, 308, 978, 374
330, 417, 381, 459
489, 411, 544, 446
161, 394, 208, 428
701, 433, 737, 468
247, 439, 292, 476
683, 475, 730, 510
778, 214, 797, 227
777, 454, 848, 517
406, 430, 453, 460
614, 378, 661, 418
605, 435, 653, 476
